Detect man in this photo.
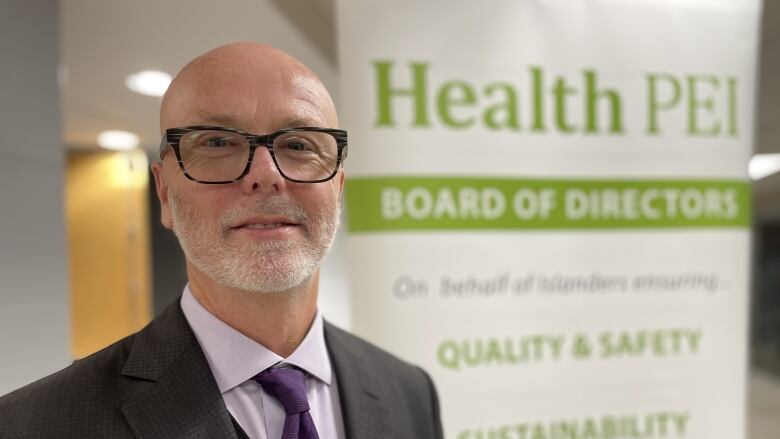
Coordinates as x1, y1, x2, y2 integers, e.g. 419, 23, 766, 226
0, 42, 444, 439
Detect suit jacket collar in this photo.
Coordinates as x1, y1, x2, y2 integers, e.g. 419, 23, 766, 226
117, 299, 392, 439
324, 321, 394, 439
120, 302, 238, 439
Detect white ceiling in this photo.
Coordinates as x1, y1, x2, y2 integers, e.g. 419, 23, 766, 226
61, 0, 337, 152
61, 0, 780, 219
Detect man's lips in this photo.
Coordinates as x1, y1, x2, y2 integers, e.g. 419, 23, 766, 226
238, 222, 293, 229
229, 217, 301, 232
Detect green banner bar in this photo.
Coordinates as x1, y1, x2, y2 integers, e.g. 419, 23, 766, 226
345, 177, 751, 232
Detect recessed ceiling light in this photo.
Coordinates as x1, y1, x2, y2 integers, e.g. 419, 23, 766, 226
125, 70, 172, 97
97, 130, 139, 151
749, 153, 780, 181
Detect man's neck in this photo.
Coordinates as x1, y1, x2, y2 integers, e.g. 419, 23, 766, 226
186, 265, 319, 358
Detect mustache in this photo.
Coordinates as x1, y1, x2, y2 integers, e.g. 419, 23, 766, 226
218, 197, 309, 229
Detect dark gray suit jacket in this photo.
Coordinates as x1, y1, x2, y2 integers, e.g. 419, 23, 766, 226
0, 300, 444, 438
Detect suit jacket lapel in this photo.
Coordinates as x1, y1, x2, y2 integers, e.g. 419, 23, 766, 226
324, 321, 394, 439
119, 302, 238, 439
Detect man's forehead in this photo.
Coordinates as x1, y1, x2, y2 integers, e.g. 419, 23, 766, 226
161, 43, 338, 132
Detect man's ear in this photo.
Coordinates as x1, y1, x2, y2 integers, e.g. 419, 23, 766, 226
150, 161, 174, 230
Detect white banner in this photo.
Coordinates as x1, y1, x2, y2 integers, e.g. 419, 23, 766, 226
338, 1, 761, 437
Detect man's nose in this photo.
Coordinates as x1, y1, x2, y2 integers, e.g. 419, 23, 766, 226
240, 146, 287, 194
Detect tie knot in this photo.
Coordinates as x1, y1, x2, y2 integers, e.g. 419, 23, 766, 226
253, 367, 310, 415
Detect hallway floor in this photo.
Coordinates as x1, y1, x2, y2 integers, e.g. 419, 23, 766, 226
749, 368, 780, 439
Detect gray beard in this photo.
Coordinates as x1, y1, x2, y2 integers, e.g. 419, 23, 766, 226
169, 192, 339, 294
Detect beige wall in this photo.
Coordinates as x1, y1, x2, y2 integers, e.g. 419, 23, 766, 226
66, 151, 152, 358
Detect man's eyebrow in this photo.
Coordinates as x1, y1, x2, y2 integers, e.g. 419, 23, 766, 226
283, 118, 322, 128
198, 112, 238, 126
196, 113, 321, 128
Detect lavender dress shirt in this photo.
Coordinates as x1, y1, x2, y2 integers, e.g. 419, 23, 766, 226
180, 286, 346, 439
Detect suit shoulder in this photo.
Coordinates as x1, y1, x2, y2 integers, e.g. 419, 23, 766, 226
324, 322, 420, 371
323, 321, 439, 396
0, 332, 136, 422
324, 322, 444, 438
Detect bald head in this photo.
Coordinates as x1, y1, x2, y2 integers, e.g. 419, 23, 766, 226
160, 42, 338, 133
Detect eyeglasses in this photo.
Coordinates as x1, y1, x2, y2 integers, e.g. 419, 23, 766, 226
159, 126, 348, 184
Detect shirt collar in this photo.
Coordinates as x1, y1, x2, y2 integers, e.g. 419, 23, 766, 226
180, 285, 333, 394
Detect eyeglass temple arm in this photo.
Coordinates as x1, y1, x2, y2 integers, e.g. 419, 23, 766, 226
158, 136, 171, 160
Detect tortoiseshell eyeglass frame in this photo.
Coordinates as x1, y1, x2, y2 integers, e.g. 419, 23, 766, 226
158, 125, 348, 184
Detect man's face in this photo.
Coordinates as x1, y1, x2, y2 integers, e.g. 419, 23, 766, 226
152, 52, 344, 294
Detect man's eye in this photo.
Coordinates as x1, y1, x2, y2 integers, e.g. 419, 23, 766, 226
287, 142, 306, 151
283, 141, 313, 152
206, 138, 232, 147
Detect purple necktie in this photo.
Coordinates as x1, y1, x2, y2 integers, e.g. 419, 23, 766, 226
253, 367, 320, 439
